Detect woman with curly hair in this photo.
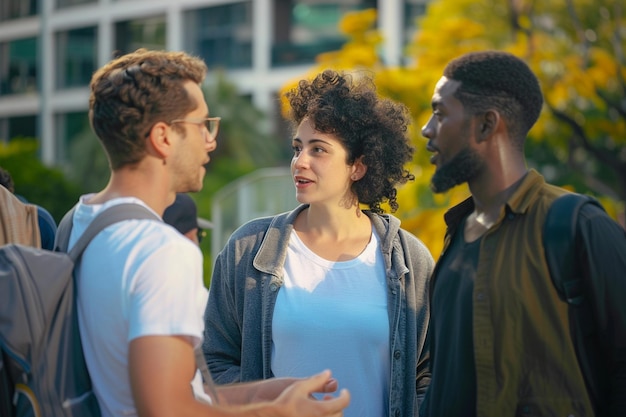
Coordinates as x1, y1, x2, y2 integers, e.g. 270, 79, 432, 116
203, 69, 434, 417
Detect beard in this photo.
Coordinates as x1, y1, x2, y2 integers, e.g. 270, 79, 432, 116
430, 146, 483, 193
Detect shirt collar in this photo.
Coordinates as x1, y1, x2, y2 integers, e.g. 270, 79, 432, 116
443, 169, 546, 229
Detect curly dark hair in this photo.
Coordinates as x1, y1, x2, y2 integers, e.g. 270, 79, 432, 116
285, 69, 414, 214
89, 48, 207, 169
443, 50, 543, 150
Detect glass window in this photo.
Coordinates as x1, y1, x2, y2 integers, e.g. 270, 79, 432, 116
115, 15, 166, 57
55, 26, 98, 89
183, 2, 253, 69
55, 111, 90, 163
56, 0, 97, 9
0, 115, 38, 141
0, 37, 38, 95
0, 0, 37, 22
404, 0, 428, 46
272, 0, 376, 67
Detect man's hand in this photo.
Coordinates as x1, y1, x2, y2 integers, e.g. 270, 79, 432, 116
129, 336, 349, 417
219, 373, 339, 404
269, 370, 350, 417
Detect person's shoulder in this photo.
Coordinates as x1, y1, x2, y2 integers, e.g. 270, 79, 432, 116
398, 228, 434, 258
36, 205, 57, 250
115, 220, 202, 266
368, 211, 434, 257
578, 198, 612, 218
35, 205, 56, 227
523, 180, 570, 216
223, 217, 274, 250
124, 218, 194, 247
577, 198, 625, 235
229, 211, 291, 239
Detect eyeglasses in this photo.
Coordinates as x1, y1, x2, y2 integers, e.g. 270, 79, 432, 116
170, 117, 221, 142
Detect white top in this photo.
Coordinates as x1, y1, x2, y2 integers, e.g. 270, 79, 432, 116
69, 196, 209, 417
271, 229, 390, 417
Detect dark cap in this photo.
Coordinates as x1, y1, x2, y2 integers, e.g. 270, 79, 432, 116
163, 193, 213, 235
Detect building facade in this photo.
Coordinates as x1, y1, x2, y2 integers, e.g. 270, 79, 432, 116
0, 0, 428, 167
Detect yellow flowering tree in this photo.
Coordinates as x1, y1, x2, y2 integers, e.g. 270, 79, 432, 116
409, 0, 626, 232
280, 2, 625, 257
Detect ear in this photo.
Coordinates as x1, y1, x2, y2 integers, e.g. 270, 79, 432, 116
475, 109, 500, 143
350, 156, 368, 181
146, 121, 173, 159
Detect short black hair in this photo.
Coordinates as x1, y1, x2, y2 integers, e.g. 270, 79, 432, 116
443, 50, 543, 149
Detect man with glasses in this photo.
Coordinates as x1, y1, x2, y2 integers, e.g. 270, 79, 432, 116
170, 116, 221, 141
63, 49, 349, 417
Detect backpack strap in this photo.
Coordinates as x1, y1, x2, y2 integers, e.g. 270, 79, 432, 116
55, 205, 77, 253
67, 203, 160, 262
543, 192, 607, 413
543, 193, 604, 305
56, 204, 160, 257
56, 202, 215, 402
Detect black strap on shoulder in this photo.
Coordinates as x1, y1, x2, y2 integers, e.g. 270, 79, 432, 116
543, 193, 604, 305
543, 192, 607, 413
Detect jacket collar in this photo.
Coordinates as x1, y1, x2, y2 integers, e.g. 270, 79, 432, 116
443, 169, 546, 231
253, 204, 400, 275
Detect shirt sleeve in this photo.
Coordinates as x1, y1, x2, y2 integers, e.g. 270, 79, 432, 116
127, 238, 208, 346
578, 203, 626, 416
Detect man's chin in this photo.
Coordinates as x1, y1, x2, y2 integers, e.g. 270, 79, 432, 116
430, 182, 444, 194
430, 175, 460, 194
178, 184, 203, 194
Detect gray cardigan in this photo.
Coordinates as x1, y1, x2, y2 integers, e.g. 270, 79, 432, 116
203, 204, 434, 416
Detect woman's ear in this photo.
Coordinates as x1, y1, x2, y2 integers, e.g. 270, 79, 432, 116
351, 156, 368, 181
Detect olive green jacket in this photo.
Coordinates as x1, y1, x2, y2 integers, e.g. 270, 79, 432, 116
429, 169, 626, 416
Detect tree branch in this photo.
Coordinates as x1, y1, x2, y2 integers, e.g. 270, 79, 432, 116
595, 87, 626, 120
547, 103, 625, 175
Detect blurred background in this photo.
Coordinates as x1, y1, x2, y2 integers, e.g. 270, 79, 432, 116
0, 0, 624, 284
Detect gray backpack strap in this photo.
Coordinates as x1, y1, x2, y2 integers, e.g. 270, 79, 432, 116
55, 205, 77, 252
66, 203, 160, 262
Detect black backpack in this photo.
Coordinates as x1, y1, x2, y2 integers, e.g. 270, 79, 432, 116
543, 193, 609, 415
0, 203, 158, 417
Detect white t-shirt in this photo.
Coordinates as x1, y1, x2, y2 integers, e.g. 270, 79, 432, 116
69, 196, 209, 417
271, 229, 390, 417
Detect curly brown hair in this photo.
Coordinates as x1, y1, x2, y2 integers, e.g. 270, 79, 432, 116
89, 49, 207, 169
284, 69, 414, 213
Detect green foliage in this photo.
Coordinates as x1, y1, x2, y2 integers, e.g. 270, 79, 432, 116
279, 5, 626, 253
195, 156, 258, 285
410, 0, 626, 203
204, 71, 291, 168
0, 139, 82, 222
194, 73, 291, 282
67, 129, 110, 193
